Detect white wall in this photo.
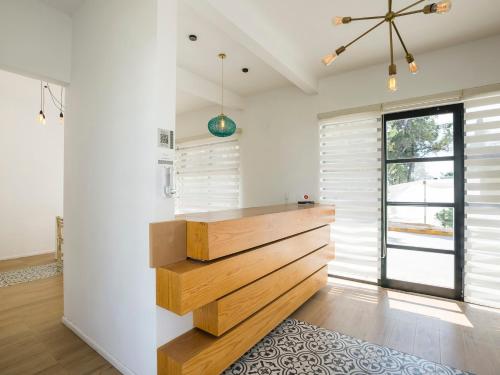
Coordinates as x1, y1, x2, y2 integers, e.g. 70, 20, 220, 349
0, 69, 64, 260
63, 1, 190, 374
176, 34, 500, 207
0, 0, 72, 84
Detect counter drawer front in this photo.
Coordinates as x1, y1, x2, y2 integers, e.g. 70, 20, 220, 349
156, 225, 330, 315
157, 266, 328, 375
193, 245, 334, 335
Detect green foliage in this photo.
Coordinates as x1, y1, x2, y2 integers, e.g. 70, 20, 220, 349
435, 208, 453, 228
387, 116, 452, 185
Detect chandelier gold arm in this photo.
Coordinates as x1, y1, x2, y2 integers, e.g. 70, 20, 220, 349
396, 0, 427, 14
344, 19, 386, 49
391, 21, 410, 56
349, 15, 386, 22
395, 9, 425, 17
389, 22, 394, 66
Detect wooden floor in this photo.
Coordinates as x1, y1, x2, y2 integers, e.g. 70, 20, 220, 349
2, 255, 500, 375
0, 254, 118, 375
0, 252, 55, 272
293, 277, 500, 375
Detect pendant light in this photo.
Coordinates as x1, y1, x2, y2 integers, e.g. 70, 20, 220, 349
322, 0, 453, 91
38, 81, 46, 125
208, 53, 236, 137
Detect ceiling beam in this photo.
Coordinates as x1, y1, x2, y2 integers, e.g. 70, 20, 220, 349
177, 66, 245, 110
184, 0, 318, 95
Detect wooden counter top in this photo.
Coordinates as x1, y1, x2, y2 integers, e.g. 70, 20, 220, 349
176, 203, 327, 222
150, 204, 334, 266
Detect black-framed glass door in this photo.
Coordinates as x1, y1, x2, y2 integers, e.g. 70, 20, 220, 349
381, 104, 464, 300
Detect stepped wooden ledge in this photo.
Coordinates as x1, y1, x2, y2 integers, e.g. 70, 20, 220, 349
150, 203, 335, 267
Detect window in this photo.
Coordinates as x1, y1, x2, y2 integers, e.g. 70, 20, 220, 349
319, 113, 382, 283
175, 137, 241, 214
464, 93, 500, 309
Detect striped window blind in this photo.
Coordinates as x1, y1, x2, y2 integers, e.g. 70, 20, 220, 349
464, 93, 500, 308
175, 138, 241, 214
319, 114, 382, 282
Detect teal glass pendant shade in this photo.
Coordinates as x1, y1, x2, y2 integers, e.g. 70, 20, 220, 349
208, 114, 236, 137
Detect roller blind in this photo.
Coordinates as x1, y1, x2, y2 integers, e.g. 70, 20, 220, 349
175, 138, 241, 214
464, 93, 500, 309
319, 113, 382, 282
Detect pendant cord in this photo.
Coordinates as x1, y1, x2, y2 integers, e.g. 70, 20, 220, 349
60, 86, 64, 113
40, 81, 43, 111
221, 56, 224, 115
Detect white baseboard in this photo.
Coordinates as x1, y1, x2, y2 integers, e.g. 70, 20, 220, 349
0, 250, 55, 261
62, 316, 135, 375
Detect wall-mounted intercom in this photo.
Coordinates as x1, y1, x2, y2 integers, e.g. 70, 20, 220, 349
157, 128, 175, 199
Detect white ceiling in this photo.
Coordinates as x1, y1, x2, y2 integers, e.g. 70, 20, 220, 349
41, 0, 84, 16
176, 90, 214, 114
38, 0, 500, 113
177, 1, 289, 97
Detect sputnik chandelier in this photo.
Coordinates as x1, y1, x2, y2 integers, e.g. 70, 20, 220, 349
322, 0, 452, 91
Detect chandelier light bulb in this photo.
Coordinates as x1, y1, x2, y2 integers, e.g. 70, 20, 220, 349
388, 64, 398, 91
388, 75, 397, 91
406, 54, 418, 74
388, 75, 398, 91
435, 0, 452, 14
322, 53, 337, 66
59, 112, 64, 124
334, 16, 343, 26
38, 110, 44, 124
409, 61, 418, 74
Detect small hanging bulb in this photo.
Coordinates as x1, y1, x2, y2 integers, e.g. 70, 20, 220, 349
42, 113, 47, 125
59, 112, 64, 124
322, 53, 337, 66
406, 54, 419, 74
388, 75, 397, 91
435, 0, 452, 14
322, 46, 346, 66
333, 16, 351, 26
38, 110, 44, 124
408, 61, 418, 74
388, 64, 398, 92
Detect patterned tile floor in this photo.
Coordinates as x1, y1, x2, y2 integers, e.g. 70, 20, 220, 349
0, 261, 62, 287
223, 319, 474, 375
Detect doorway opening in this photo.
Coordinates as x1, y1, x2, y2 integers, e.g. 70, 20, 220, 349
381, 104, 464, 300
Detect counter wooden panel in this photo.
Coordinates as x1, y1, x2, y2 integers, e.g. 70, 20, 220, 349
186, 204, 334, 260
193, 245, 334, 336
149, 220, 186, 268
157, 267, 328, 375
156, 225, 330, 315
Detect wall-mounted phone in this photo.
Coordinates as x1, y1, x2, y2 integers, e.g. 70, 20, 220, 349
157, 128, 175, 199
158, 157, 175, 198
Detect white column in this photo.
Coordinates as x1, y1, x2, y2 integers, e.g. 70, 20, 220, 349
63, 1, 191, 374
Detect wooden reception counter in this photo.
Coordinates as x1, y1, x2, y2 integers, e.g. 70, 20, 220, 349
150, 204, 335, 375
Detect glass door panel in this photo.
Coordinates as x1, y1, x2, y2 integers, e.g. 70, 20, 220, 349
382, 105, 464, 300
